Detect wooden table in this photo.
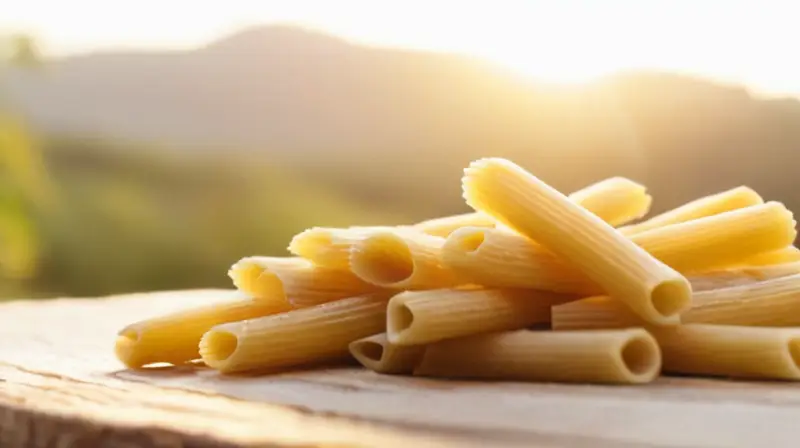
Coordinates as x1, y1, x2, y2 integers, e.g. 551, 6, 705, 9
2, 290, 800, 448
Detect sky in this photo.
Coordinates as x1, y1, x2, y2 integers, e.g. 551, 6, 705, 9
2, 0, 798, 96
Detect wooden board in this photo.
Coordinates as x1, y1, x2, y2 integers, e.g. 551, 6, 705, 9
3, 291, 800, 448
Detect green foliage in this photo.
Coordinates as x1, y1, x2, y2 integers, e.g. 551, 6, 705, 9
15, 137, 406, 298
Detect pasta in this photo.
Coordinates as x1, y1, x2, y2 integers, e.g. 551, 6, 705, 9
740, 246, 800, 266
413, 212, 497, 237
444, 202, 795, 294
687, 262, 800, 291
199, 293, 392, 374
113, 155, 800, 386
349, 333, 425, 374
349, 229, 461, 289
387, 288, 573, 346
228, 256, 380, 308
618, 186, 763, 235
552, 272, 800, 330
288, 226, 393, 269
652, 324, 800, 380
462, 157, 691, 324
115, 293, 289, 368
413, 175, 652, 237
414, 328, 660, 384
564, 176, 652, 227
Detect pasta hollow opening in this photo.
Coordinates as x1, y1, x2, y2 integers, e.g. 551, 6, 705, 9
453, 228, 486, 253
202, 330, 239, 363
621, 335, 659, 376
352, 235, 414, 285
650, 280, 690, 318
289, 229, 332, 256
358, 341, 385, 362
389, 303, 415, 335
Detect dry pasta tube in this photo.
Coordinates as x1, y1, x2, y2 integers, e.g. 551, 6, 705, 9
444, 202, 795, 294
199, 293, 392, 374
687, 262, 800, 291
618, 186, 763, 235
462, 157, 690, 324
387, 288, 573, 346
740, 246, 800, 266
564, 176, 652, 227
229, 256, 380, 308
349, 333, 425, 374
349, 229, 461, 289
552, 272, 800, 330
443, 227, 598, 295
414, 328, 660, 384
288, 226, 394, 269
652, 324, 800, 380
630, 202, 796, 273
412, 176, 652, 237
413, 212, 497, 237
115, 294, 289, 368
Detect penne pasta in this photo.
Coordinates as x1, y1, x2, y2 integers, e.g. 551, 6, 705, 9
387, 288, 572, 346
552, 272, 800, 330
618, 186, 763, 235
115, 293, 289, 368
740, 246, 800, 266
414, 329, 660, 384
631, 202, 796, 273
412, 176, 652, 237
228, 256, 380, 308
349, 229, 461, 290
461, 157, 691, 324
288, 226, 393, 269
199, 293, 393, 374
687, 262, 800, 291
414, 212, 497, 237
565, 176, 652, 227
444, 202, 796, 294
652, 324, 800, 380
349, 333, 425, 374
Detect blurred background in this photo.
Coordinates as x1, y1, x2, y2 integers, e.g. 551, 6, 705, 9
0, 0, 798, 299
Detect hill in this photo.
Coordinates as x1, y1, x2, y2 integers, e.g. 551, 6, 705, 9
5, 25, 800, 219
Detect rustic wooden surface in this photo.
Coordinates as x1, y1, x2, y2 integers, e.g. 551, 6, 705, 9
2, 290, 800, 448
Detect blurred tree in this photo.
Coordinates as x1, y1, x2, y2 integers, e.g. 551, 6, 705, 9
0, 33, 43, 69
0, 34, 52, 283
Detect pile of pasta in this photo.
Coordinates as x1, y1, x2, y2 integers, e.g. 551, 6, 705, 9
115, 157, 800, 384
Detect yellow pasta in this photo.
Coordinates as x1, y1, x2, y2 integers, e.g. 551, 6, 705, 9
412, 176, 652, 237
443, 227, 598, 294
349, 229, 461, 289
349, 333, 425, 374
228, 256, 380, 308
413, 212, 497, 237
288, 226, 393, 269
565, 176, 652, 227
632, 202, 796, 273
115, 293, 289, 368
687, 262, 800, 291
414, 329, 660, 384
444, 202, 795, 294
740, 246, 800, 266
652, 324, 800, 380
461, 157, 690, 324
387, 288, 572, 346
552, 272, 800, 330
199, 293, 392, 374
618, 186, 763, 235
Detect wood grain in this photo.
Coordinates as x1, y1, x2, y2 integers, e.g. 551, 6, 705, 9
3, 290, 800, 447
